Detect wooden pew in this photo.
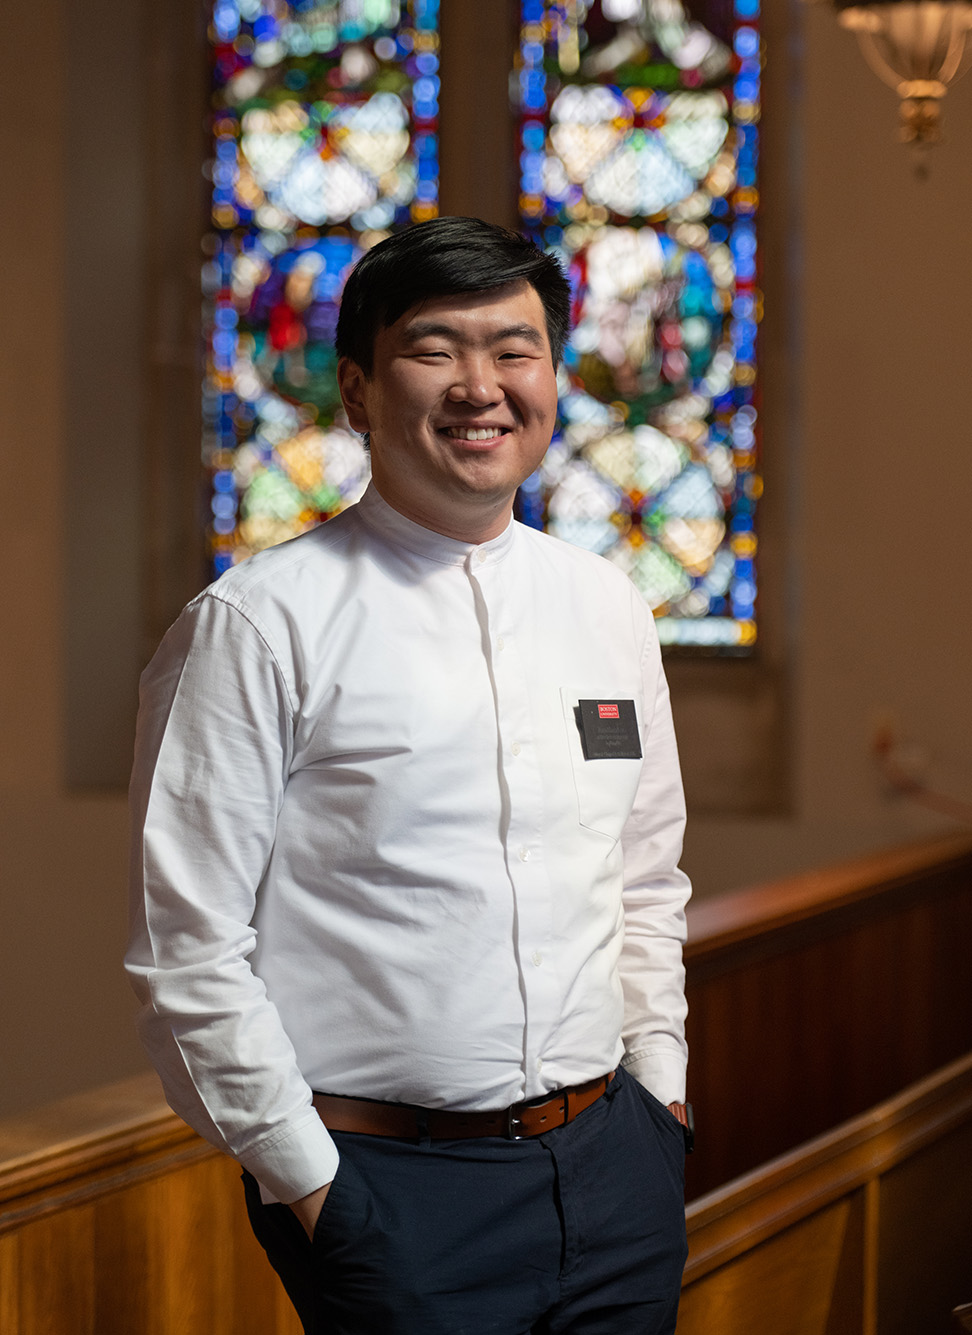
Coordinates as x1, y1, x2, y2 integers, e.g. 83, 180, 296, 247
684, 832, 972, 1199
679, 1051, 972, 1335
0, 1075, 299, 1335
3, 832, 971, 1331
3, 1057, 969, 1333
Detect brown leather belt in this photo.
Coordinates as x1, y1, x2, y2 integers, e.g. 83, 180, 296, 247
312, 1072, 615, 1142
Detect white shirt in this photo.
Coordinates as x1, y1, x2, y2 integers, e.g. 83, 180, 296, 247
126, 484, 690, 1204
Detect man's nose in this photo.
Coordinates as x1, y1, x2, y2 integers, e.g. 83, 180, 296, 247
446, 356, 501, 405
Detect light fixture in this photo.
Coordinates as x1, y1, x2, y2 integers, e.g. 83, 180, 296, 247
829, 0, 972, 145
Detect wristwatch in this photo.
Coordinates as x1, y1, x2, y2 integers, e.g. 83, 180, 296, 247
666, 1101, 695, 1153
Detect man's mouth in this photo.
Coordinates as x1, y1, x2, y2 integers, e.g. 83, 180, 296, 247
442, 426, 509, 441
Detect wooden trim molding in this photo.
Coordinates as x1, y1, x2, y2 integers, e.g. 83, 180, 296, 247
685, 830, 972, 970
0, 1074, 205, 1236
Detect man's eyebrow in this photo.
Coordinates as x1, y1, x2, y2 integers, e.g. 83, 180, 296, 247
400, 320, 547, 348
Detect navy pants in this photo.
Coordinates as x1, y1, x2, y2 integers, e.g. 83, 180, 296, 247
243, 1068, 687, 1334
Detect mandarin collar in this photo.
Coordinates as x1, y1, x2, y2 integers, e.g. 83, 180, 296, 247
356, 482, 517, 567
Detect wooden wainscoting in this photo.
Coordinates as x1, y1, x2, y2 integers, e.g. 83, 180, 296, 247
4, 833, 971, 1331
678, 1051, 972, 1335
684, 832, 972, 1199
0, 1076, 299, 1335
3, 1056, 970, 1335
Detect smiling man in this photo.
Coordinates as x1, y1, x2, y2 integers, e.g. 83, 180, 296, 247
127, 217, 692, 1335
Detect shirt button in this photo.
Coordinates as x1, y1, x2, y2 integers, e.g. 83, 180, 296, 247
497, 636, 505, 651
475, 549, 487, 565
532, 951, 543, 967
518, 847, 530, 862
511, 742, 521, 756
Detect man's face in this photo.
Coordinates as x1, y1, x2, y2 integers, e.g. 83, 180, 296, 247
338, 281, 559, 542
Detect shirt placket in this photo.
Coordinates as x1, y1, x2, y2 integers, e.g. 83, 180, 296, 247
466, 543, 559, 1096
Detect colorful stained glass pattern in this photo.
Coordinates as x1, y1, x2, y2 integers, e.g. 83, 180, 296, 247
516, 0, 761, 650
205, 0, 439, 574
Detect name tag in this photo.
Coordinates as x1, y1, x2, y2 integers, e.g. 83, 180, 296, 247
574, 699, 642, 760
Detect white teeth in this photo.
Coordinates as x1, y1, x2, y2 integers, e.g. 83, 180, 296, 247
445, 427, 504, 441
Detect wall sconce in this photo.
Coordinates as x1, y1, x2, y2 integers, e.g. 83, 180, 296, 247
828, 0, 972, 145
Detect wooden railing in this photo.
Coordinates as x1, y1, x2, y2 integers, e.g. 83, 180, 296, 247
678, 1051, 972, 1335
3, 832, 971, 1332
683, 831, 972, 1199
0, 1074, 300, 1335
3, 1058, 970, 1334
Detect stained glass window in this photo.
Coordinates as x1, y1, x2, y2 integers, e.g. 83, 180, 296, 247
204, 0, 439, 574
516, 0, 761, 650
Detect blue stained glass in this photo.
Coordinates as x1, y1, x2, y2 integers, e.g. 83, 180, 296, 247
515, 0, 761, 651
205, 0, 440, 573
214, 5, 240, 40
414, 76, 439, 100
523, 122, 545, 151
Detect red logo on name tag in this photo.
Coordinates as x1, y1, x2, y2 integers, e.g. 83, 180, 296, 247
598, 703, 620, 719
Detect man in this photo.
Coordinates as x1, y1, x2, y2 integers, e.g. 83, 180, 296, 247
127, 217, 692, 1334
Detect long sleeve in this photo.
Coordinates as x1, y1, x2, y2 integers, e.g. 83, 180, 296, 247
617, 616, 691, 1106
125, 592, 338, 1201
126, 494, 691, 1191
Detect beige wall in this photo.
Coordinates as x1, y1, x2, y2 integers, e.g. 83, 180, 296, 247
681, 0, 972, 890
2, 0, 971, 1117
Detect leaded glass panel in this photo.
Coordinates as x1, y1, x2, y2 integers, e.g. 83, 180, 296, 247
205, 0, 439, 574
516, 0, 761, 649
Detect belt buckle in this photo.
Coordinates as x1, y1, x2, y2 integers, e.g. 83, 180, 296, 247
505, 1103, 526, 1140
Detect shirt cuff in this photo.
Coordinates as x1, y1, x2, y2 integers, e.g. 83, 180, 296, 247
620, 1048, 687, 1106
237, 1108, 340, 1204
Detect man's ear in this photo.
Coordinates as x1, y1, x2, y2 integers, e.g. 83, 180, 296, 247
338, 357, 370, 434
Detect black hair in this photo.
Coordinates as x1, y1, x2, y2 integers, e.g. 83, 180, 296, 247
335, 216, 571, 373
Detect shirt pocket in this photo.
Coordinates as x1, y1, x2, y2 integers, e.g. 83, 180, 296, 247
559, 686, 644, 841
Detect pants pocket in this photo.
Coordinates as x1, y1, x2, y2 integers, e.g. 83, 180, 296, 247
310, 1156, 381, 1258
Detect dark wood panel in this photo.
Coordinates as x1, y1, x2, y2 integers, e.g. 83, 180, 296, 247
684, 837, 972, 1198
679, 1054, 972, 1335
877, 1122, 972, 1335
